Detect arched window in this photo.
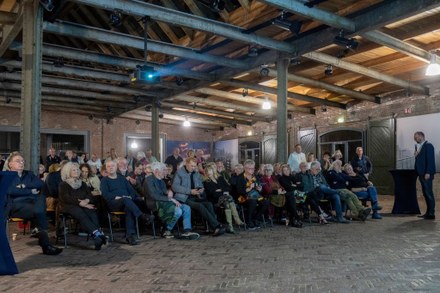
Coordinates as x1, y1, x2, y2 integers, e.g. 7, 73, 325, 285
318, 128, 364, 162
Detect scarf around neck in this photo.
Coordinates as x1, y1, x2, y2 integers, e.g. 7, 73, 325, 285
65, 177, 83, 190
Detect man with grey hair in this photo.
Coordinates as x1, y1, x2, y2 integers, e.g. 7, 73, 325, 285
145, 162, 199, 239
302, 161, 349, 223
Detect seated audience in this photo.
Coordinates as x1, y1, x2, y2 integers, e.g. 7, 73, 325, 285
277, 164, 305, 227
215, 159, 231, 183
145, 149, 158, 164
306, 152, 316, 169
165, 148, 183, 175
327, 160, 371, 221
203, 164, 244, 233
80, 163, 101, 195
235, 159, 270, 229
87, 153, 102, 173
302, 161, 349, 224
6, 152, 62, 255
145, 162, 199, 240
293, 162, 308, 191
343, 163, 383, 219
172, 157, 225, 236
260, 164, 287, 221
100, 159, 151, 245
45, 147, 61, 170
59, 162, 106, 250
331, 149, 344, 165
229, 163, 243, 200
137, 151, 148, 166
319, 151, 332, 175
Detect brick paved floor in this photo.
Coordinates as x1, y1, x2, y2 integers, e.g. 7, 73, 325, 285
2, 195, 440, 293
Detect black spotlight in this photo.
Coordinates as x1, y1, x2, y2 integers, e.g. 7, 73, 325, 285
109, 9, 123, 27
145, 105, 152, 112
133, 95, 140, 103
158, 113, 164, 119
40, 0, 54, 12
176, 76, 184, 86
135, 119, 140, 125
334, 31, 359, 51
6, 96, 12, 104
290, 57, 301, 65
88, 114, 94, 120
242, 88, 248, 97
260, 65, 270, 77
324, 65, 333, 76
248, 46, 258, 57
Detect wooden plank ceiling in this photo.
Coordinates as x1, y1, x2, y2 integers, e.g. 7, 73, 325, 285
1, 0, 440, 129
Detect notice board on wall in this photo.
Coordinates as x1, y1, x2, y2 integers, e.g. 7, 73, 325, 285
396, 113, 440, 172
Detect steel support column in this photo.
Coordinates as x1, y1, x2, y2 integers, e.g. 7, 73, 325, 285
276, 58, 289, 163
21, 1, 43, 174
151, 99, 160, 160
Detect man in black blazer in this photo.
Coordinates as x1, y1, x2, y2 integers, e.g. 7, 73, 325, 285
414, 131, 436, 219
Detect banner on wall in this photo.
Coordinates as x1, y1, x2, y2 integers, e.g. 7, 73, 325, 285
214, 139, 238, 172
166, 140, 211, 161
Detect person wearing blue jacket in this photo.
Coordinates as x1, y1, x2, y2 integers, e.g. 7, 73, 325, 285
6, 152, 62, 255
414, 131, 436, 220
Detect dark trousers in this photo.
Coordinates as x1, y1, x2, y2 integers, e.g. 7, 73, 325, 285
285, 192, 300, 221
185, 197, 219, 229
419, 175, 435, 216
244, 198, 269, 224
10, 195, 49, 247
107, 197, 143, 236
62, 205, 100, 234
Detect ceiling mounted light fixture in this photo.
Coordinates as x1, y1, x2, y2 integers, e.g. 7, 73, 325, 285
248, 46, 258, 57
262, 97, 272, 110
324, 64, 333, 76
425, 51, 440, 76
175, 76, 184, 86
272, 11, 302, 36
334, 30, 359, 51
183, 118, 191, 127
109, 9, 123, 27
260, 65, 270, 77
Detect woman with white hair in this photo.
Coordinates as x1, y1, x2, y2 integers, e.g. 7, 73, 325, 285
59, 162, 106, 250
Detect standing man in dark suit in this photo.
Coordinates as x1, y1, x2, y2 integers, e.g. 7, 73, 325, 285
414, 131, 436, 220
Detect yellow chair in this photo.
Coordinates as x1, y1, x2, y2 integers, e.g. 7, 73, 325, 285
107, 211, 139, 242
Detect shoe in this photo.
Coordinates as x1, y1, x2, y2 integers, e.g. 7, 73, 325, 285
247, 222, 257, 231
162, 230, 174, 239
423, 215, 435, 220
417, 214, 428, 218
371, 212, 382, 219
372, 205, 383, 211
318, 214, 329, 225
291, 220, 303, 228
225, 226, 236, 234
180, 231, 200, 240
42, 245, 63, 255
212, 226, 225, 237
336, 216, 350, 224
359, 208, 372, 221
126, 235, 139, 245
94, 236, 103, 251
30, 227, 40, 238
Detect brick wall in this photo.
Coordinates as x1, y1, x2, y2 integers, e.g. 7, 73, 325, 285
0, 107, 212, 158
